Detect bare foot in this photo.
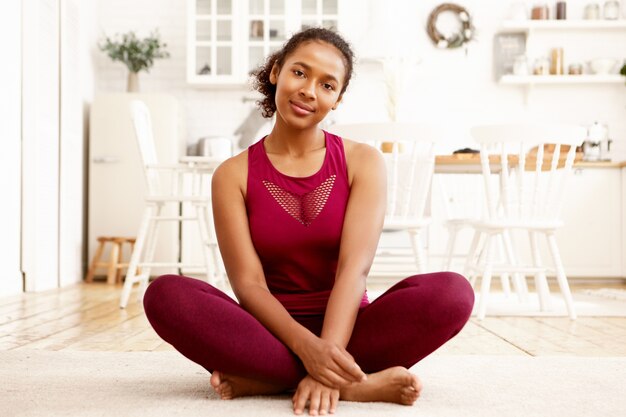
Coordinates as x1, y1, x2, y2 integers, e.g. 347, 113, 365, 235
210, 371, 288, 400
340, 366, 422, 405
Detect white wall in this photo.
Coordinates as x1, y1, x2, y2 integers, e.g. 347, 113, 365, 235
95, 0, 626, 159
0, 0, 25, 297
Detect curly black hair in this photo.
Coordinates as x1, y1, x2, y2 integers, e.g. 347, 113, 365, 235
250, 27, 355, 118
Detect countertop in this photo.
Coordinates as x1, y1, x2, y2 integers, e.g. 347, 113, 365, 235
434, 154, 626, 173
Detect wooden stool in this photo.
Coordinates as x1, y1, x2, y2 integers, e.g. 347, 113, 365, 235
85, 237, 137, 284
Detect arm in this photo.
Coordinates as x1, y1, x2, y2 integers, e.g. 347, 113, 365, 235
321, 143, 387, 347
211, 157, 312, 353
211, 155, 365, 387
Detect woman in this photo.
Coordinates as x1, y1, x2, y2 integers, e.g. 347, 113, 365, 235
144, 27, 474, 415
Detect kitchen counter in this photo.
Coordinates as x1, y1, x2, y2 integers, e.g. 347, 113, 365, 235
435, 154, 625, 173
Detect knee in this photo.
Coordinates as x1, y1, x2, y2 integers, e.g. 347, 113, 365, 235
143, 274, 186, 318
430, 272, 475, 325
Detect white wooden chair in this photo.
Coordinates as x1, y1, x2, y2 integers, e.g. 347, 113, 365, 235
119, 100, 223, 308
330, 123, 438, 275
466, 123, 585, 320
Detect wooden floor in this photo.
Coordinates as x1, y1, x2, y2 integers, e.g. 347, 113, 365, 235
1, 280, 626, 356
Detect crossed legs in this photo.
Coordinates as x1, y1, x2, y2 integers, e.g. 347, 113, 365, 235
143, 272, 474, 402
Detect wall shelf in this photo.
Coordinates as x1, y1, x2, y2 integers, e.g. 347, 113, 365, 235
500, 74, 624, 85
501, 19, 626, 31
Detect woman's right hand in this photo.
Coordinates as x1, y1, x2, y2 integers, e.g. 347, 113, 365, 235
294, 335, 367, 388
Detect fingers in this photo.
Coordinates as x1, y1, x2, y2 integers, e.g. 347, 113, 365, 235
332, 350, 367, 383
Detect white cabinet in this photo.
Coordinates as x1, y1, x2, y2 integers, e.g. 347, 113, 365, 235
187, 0, 339, 85
88, 94, 184, 277
555, 167, 622, 277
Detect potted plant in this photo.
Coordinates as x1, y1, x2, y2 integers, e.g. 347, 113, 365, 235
98, 29, 170, 92
620, 60, 626, 85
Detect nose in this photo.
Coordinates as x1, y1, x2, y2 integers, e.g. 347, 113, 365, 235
299, 80, 316, 100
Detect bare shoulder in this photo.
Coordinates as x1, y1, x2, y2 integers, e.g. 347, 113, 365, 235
341, 138, 385, 184
211, 149, 248, 195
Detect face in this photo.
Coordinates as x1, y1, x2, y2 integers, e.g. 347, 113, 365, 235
269, 41, 346, 130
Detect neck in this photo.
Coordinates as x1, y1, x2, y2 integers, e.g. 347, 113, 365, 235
266, 117, 325, 156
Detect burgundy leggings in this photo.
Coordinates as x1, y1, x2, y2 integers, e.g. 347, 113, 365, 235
143, 272, 474, 388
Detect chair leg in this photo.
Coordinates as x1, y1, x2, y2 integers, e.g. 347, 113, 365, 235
205, 205, 224, 283
495, 234, 511, 297
106, 242, 121, 285
85, 241, 105, 283
477, 233, 495, 320
137, 204, 163, 304
409, 229, 427, 274
120, 206, 152, 309
529, 231, 551, 311
546, 232, 577, 319
195, 203, 217, 285
443, 225, 458, 271
464, 229, 482, 287
502, 230, 529, 303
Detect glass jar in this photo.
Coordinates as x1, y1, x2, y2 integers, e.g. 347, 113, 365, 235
513, 55, 529, 75
568, 63, 583, 75
584, 3, 601, 19
531, 3, 549, 19
556, 1, 567, 19
550, 48, 564, 75
533, 56, 550, 75
603, 0, 620, 19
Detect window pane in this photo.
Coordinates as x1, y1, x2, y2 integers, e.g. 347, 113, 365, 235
269, 0, 285, 15
249, 0, 264, 14
196, 20, 212, 41
196, 0, 211, 14
248, 46, 265, 73
216, 47, 232, 75
301, 20, 317, 30
302, 0, 317, 14
216, 20, 231, 41
249, 20, 264, 40
216, 0, 232, 14
322, 19, 337, 31
269, 20, 285, 41
322, 0, 337, 14
196, 47, 212, 75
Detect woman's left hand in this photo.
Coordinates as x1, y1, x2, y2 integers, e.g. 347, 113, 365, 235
292, 374, 340, 415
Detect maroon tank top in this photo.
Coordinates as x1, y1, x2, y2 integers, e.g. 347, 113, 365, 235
246, 130, 368, 317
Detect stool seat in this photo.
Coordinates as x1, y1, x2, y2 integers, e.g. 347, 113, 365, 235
85, 236, 137, 284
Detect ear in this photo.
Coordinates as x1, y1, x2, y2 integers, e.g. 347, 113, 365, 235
331, 94, 343, 111
269, 63, 280, 85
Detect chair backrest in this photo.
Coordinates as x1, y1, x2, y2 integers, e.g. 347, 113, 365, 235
329, 122, 439, 222
470, 123, 585, 223
129, 100, 161, 195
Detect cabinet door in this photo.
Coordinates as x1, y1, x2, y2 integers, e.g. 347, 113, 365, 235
554, 168, 622, 277
188, 0, 240, 84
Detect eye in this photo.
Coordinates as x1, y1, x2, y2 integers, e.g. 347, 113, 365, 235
323, 83, 335, 91
293, 69, 305, 77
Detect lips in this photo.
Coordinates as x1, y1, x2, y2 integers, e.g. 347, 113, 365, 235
289, 100, 315, 115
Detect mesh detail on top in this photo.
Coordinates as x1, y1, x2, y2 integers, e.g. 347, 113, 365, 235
263, 175, 336, 226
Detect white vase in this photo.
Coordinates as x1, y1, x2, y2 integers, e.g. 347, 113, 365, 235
127, 71, 139, 92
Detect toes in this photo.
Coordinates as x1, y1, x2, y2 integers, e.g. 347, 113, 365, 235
210, 371, 222, 388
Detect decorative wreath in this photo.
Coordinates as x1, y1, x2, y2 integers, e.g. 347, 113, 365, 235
427, 3, 474, 49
